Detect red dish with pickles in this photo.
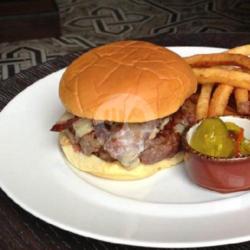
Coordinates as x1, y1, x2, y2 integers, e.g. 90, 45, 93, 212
183, 116, 250, 193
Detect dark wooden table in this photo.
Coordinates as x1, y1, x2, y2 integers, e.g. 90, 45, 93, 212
1, 33, 250, 250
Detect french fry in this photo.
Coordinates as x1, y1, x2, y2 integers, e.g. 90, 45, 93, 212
208, 84, 234, 117
196, 84, 213, 120
228, 44, 250, 56
227, 45, 250, 113
193, 67, 250, 90
234, 88, 248, 113
185, 53, 250, 70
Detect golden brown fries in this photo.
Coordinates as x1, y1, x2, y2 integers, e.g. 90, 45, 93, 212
234, 88, 249, 114
208, 84, 234, 117
187, 44, 250, 119
196, 84, 213, 120
193, 67, 250, 90
227, 46, 250, 114
185, 53, 250, 70
228, 44, 250, 56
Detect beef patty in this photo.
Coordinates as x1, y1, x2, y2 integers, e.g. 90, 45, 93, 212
52, 98, 196, 167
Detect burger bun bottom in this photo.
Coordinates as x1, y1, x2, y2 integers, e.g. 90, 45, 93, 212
59, 133, 183, 180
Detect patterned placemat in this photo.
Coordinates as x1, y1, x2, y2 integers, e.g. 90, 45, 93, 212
1, 0, 249, 80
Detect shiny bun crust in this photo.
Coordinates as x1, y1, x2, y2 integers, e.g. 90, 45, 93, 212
59, 133, 183, 180
60, 40, 197, 123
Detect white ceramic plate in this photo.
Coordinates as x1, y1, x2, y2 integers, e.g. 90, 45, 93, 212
1, 47, 250, 248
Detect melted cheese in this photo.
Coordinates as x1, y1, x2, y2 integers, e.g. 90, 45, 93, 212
73, 118, 93, 138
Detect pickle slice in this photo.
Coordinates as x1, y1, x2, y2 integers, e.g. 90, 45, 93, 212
190, 118, 234, 157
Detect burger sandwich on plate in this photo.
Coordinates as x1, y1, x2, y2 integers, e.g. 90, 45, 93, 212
51, 40, 197, 180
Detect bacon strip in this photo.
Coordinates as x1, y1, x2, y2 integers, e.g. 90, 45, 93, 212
50, 117, 79, 132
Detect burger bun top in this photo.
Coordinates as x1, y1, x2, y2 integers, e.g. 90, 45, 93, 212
59, 40, 197, 123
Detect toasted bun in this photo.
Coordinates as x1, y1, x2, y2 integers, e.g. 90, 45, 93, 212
59, 133, 183, 180
59, 40, 197, 123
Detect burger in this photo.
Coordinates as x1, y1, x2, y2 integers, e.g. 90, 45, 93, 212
51, 40, 197, 180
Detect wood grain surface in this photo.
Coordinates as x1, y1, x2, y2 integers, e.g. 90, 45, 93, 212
1, 33, 250, 250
